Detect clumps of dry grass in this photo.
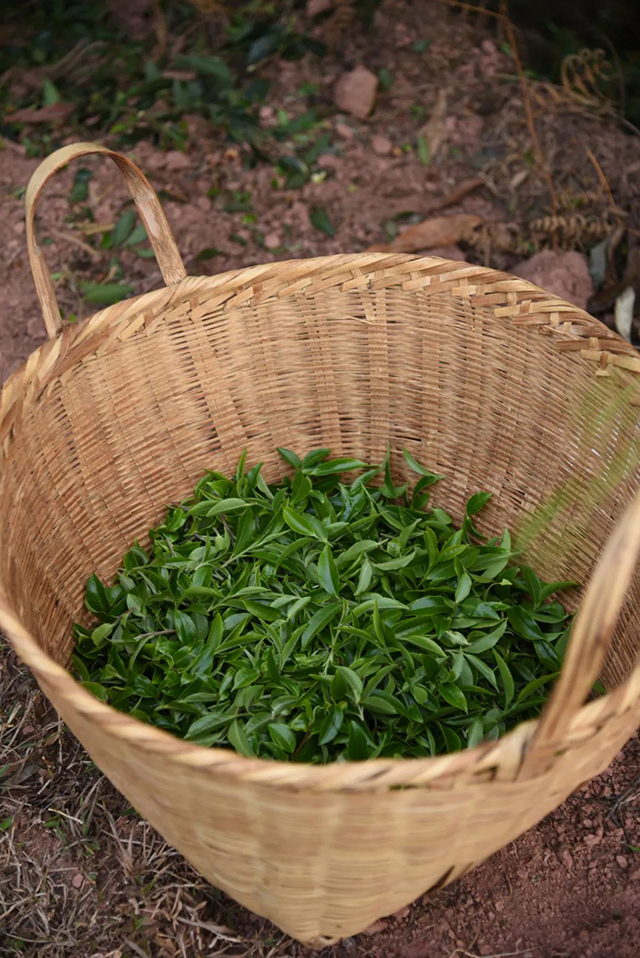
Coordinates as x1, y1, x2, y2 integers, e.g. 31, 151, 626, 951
0, 643, 302, 958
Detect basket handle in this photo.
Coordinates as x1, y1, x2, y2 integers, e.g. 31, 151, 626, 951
26, 142, 187, 339
519, 488, 640, 779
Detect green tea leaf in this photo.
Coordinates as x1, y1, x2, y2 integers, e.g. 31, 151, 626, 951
402, 634, 444, 656
466, 620, 507, 653
373, 551, 416, 571
85, 573, 108, 615
80, 681, 108, 701
332, 666, 363, 703
466, 717, 484, 748
306, 457, 368, 476
268, 722, 297, 754
347, 720, 370, 760
455, 572, 472, 604
73, 446, 573, 765
521, 566, 543, 608
277, 447, 301, 468
440, 724, 462, 752
91, 621, 114, 646
440, 683, 468, 712
300, 602, 341, 648
493, 649, 515, 707
283, 506, 322, 539
317, 543, 340, 595
355, 557, 373, 595
205, 498, 249, 517
318, 706, 344, 745
186, 712, 233, 739
539, 580, 577, 601
228, 719, 255, 757
507, 607, 544, 641
466, 492, 492, 515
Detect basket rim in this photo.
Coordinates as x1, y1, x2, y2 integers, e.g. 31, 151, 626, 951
3, 598, 640, 789
4, 251, 640, 403
2, 252, 640, 790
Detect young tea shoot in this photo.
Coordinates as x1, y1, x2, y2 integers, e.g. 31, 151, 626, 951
73, 449, 574, 762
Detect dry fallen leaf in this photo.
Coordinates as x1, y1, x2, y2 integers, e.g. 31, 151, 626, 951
373, 213, 482, 254
392, 905, 411, 919
427, 176, 484, 214
363, 920, 389, 935
615, 286, 636, 342
418, 88, 448, 160
10, 102, 75, 125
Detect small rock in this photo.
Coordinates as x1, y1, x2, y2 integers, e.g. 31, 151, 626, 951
392, 906, 410, 919
371, 134, 392, 156
584, 832, 603, 847
617, 855, 629, 869
335, 121, 355, 140
428, 244, 467, 262
512, 250, 593, 311
317, 153, 342, 170
363, 920, 388, 936
334, 66, 378, 120
264, 231, 282, 250
164, 150, 191, 171
185, 113, 211, 144
559, 849, 573, 870
72, 873, 84, 889
307, 0, 332, 12
27, 315, 47, 339
630, 868, 640, 881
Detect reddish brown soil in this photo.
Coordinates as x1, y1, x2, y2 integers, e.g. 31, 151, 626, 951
1, 2, 639, 955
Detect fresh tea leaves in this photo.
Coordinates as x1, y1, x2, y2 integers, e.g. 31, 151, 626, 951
72, 449, 574, 763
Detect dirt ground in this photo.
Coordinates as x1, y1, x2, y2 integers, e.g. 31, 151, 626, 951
1, 1, 639, 955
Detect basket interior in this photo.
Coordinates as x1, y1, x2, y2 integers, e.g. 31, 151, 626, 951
2, 278, 639, 690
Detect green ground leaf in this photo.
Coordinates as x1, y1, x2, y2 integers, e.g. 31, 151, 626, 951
80, 282, 134, 306
310, 205, 335, 237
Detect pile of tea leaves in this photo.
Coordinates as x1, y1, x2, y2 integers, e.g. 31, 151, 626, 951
73, 448, 574, 762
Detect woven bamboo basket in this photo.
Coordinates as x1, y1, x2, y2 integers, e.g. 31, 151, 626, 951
2, 143, 640, 947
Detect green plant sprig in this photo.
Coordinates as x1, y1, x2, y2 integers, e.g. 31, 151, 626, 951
72, 448, 574, 763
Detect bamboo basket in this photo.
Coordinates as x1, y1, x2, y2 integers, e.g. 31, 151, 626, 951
2, 144, 640, 947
